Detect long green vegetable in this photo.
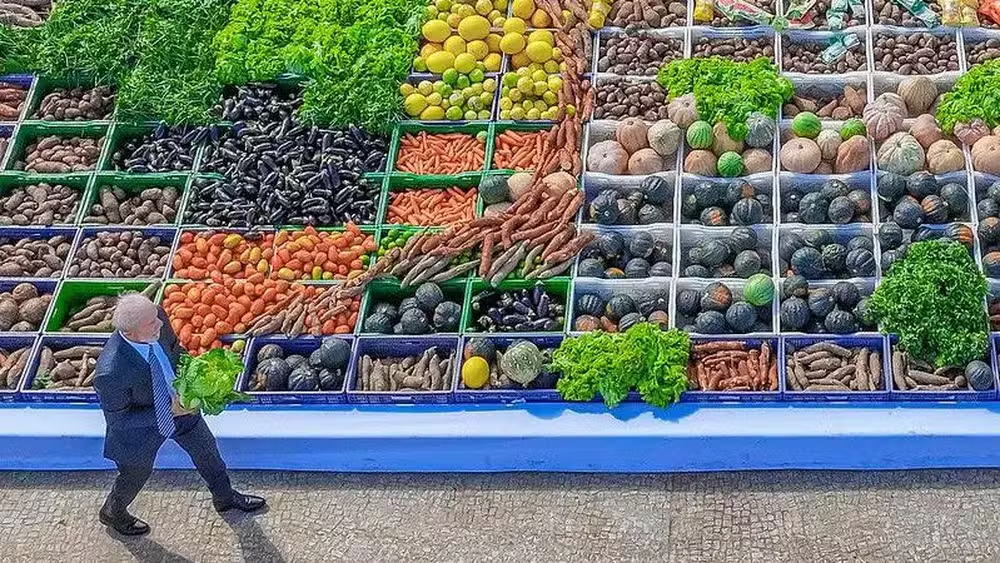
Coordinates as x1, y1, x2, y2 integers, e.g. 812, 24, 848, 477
870, 240, 989, 368
552, 323, 690, 408
173, 348, 248, 415
656, 57, 793, 141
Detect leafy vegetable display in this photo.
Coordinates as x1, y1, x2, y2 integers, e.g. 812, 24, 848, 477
212, 0, 423, 132
552, 323, 690, 408
656, 57, 793, 141
173, 348, 249, 415
936, 60, 1000, 134
870, 241, 989, 368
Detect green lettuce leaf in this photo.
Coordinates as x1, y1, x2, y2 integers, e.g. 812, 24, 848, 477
173, 348, 248, 416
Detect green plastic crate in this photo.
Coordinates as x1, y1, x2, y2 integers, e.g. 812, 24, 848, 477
3, 121, 109, 175
21, 76, 115, 124
463, 277, 570, 334
81, 172, 189, 227
381, 173, 483, 228
45, 279, 154, 333
391, 121, 494, 177
0, 173, 91, 226
359, 278, 469, 335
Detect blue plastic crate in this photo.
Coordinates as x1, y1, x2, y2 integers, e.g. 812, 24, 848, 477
0, 227, 77, 280
681, 336, 782, 402
19, 335, 107, 403
887, 335, 999, 401
0, 279, 57, 336
347, 336, 458, 404
0, 334, 38, 401
453, 334, 565, 403
237, 335, 353, 405
781, 335, 890, 402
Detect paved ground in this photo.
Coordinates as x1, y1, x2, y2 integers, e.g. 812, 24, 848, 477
1, 470, 999, 562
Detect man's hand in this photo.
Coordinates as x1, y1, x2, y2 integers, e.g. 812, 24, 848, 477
171, 395, 198, 417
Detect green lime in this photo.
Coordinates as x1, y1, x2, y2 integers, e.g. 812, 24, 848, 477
477, 109, 490, 120
437, 83, 453, 97
442, 68, 459, 86
464, 110, 478, 120
469, 68, 485, 83
502, 72, 518, 88
483, 78, 496, 93
448, 92, 466, 106
479, 91, 493, 106
456, 75, 471, 89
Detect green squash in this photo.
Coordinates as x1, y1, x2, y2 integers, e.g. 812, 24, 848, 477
686, 120, 714, 150
840, 118, 867, 141
744, 273, 774, 306
717, 151, 744, 178
745, 112, 776, 148
791, 112, 821, 139
501, 340, 543, 385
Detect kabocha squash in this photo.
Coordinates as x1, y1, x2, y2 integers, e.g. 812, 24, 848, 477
816, 130, 842, 161
676, 288, 701, 316
926, 140, 965, 174
640, 175, 672, 204
744, 273, 774, 306
878, 171, 907, 202
877, 132, 925, 176
629, 231, 656, 258
745, 112, 776, 148
780, 297, 810, 331
618, 312, 643, 331
698, 240, 730, 267
701, 282, 733, 311
863, 99, 905, 142
821, 243, 847, 273
897, 76, 937, 116
590, 191, 621, 224
686, 120, 714, 149
893, 197, 924, 229
848, 235, 873, 252
828, 196, 856, 224
791, 112, 821, 139
780, 138, 822, 173
576, 293, 605, 317
625, 258, 650, 278
717, 151, 744, 178
597, 231, 625, 257
878, 222, 904, 249
921, 194, 949, 224
574, 315, 601, 331
791, 246, 825, 278
684, 149, 718, 176
798, 192, 830, 224
647, 119, 681, 156
667, 93, 699, 129
779, 232, 806, 261
605, 295, 637, 322
731, 197, 763, 225
628, 148, 666, 175
730, 226, 758, 252
733, 250, 761, 277
846, 248, 876, 277
364, 312, 394, 334
649, 262, 673, 277
979, 216, 1000, 246
803, 229, 833, 248
638, 204, 668, 224
807, 288, 835, 317
782, 275, 809, 298
588, 141, 629, 175
433, 301, 462, 331
972, 136, 1000, 175
966, 360, 995, 391
824, 309, 858, 334
840, 118, 867, 141
480, 175, 511, 205
712, 122, 744, 155
834, 136, 870, 174
725, 179, 755, 205
906, 171, 937, 199
606, 267, 627, 279
741, 148, 772, 174
725, 302, 756, 333
955, 119, 991, 146
944, 223, 974, 249
848, 189, 871, 215
979, 198, 1000, 220
695, 310, 727, 334
832, 281, 861, 309
464, 338, 496, 362
939, 183, 968, 218
415, 283, 444, 312
909, 114, 944, 150
820, 179, 849, 200
578, 258, 604, 278
698, 206, 727, 227
616, 118, 650, 154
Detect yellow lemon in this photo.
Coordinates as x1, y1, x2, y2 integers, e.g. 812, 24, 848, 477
475, 0, 493, 15
466, 39, 489, 60
527, 29, 553, 45
592, 0, 612, 15
404, 93, 428, 117
454, 52, 477, 73
458, 14, 490, 40
525, 41, 553, 63
483, 52, 502, 71
461, 357, 490, 389
512, 0, 535, 19
485, 32, 502, 52
399, 83, 415, 96
443, 35, 468, 55
446, 12, 463, 27
587, 10, 605, 28
422, 19, 451, 43
499, 32, 526, 55
511, 52, 531, 68
494, 0, 508, 9
530, 9, 551, 27
503, 17, 527, 34
420, 42, 443, 58
426, 50, 457, 74
420, 105, 446, 120
489, 10, 503, 24
456, 4, 475, 17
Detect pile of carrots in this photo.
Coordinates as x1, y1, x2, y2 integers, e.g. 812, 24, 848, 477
395, 131, 486, 175
172, 231, 274, 281
271, 224, 376, 281
387, 187, 477, 227
493, 129, 550, 171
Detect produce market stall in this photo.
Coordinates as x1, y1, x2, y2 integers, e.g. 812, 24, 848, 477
2, 0, 1000, 471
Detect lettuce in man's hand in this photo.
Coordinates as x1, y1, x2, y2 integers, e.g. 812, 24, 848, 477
173, 348, 248, 415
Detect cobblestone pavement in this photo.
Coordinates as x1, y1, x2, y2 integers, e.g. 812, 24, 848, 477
2, 470, 1000, 562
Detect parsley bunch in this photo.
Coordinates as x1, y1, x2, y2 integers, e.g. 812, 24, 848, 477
656, 57, 793, 141
870, 241, 989, 367
936, 60, 1000, 134
552, 323, 690, 408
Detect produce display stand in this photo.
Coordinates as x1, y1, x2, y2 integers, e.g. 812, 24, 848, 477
2, 2, 1000, 472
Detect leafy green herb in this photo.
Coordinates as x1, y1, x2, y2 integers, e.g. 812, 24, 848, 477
173, 348, 249, 415
552, 323, 690, 408
656, 57, 793, 140
870, 240, 988, 367
936, 60, 1000, 134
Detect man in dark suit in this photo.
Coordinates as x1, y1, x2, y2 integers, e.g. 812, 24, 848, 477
94, 293, 265, 536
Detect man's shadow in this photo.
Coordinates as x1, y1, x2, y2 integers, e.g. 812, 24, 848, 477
105, 507, 284, 563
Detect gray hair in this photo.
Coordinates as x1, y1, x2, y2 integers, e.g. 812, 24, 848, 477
112, 293, 157, 333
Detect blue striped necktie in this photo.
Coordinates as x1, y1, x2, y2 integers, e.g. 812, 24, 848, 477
148, 345, 177, 437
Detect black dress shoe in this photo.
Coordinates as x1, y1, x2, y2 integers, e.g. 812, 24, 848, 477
99, 509, 151, 536
214, 492, 266, 513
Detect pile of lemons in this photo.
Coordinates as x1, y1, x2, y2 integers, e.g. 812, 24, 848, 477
401, 71, 498, 121
415, 0, 506, 74
499, 11, 565, 71
498, 66, 563, 121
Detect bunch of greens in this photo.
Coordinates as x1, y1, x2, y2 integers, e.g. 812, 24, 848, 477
936, 60, 1000, 134
656, 57, 793, 141
870, 240, 988, 368
212, 0, 423, 132
173, 348, 249, 415
552, 323, 690, 408
0, 0, 233, 124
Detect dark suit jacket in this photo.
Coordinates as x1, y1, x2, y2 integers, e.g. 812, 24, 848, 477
93, 308, 190, 465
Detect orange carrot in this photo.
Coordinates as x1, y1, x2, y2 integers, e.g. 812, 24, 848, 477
493, 128, 551, 171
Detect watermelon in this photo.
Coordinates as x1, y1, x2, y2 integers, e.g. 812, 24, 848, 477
791, 112, 821, 139
744, 273, 774, 306
717, 151, 744, 178
840, 118, 867, 141
686, 120, 714, 149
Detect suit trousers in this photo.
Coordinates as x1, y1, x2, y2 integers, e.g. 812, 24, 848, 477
104, 414, 233, 515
